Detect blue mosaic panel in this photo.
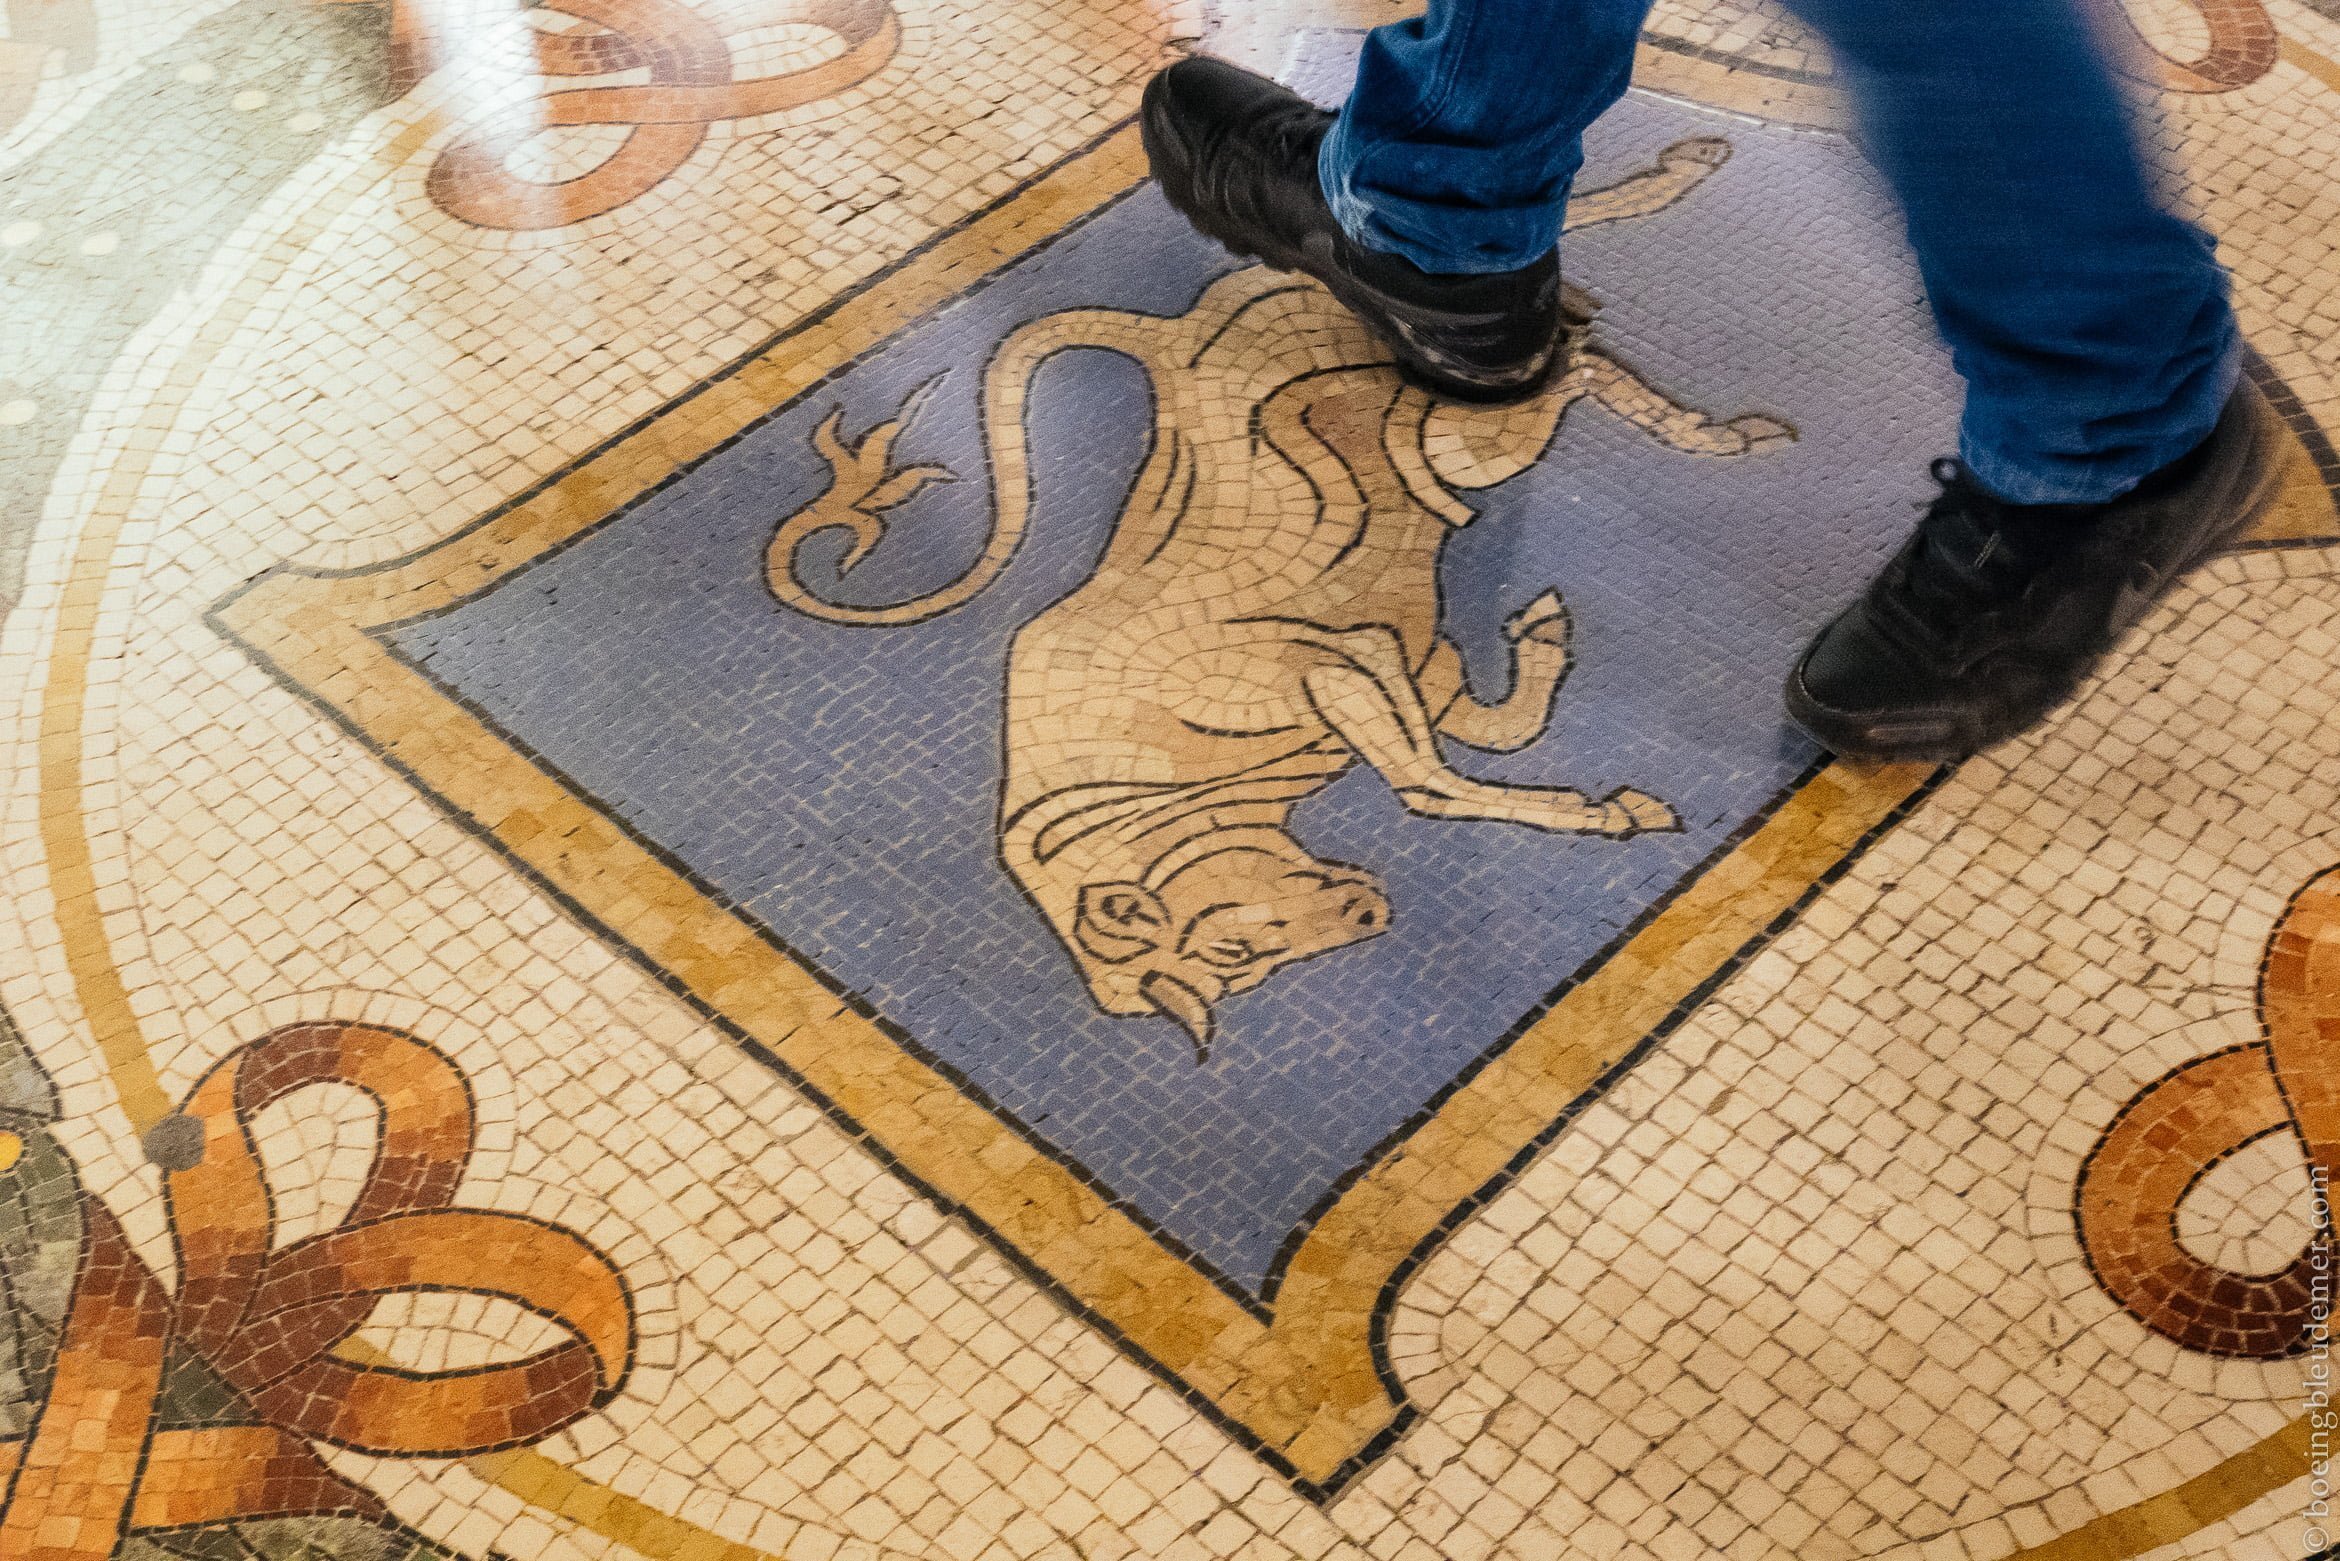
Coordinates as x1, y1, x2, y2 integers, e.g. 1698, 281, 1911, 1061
386, 91, 1961, 1298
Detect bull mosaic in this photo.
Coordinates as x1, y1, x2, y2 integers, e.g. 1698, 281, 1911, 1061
766, 136, 1794, 1056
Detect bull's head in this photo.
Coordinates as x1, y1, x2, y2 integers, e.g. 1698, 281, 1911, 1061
1069, 833, 1390, 1061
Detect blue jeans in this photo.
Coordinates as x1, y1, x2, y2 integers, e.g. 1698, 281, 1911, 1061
1318, 0, 2239, 504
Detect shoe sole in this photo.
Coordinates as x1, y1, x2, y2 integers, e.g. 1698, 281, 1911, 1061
1139, 88, 1560, 406
1785, 380, 2289, 765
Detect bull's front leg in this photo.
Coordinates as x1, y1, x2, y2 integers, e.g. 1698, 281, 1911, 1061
1427, 591, 1575, 754
1299, 627, 1676, 836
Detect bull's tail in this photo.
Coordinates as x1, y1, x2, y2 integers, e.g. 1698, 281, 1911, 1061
765, 309, 1163, 626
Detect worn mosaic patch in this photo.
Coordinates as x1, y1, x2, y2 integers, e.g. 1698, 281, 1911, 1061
210, 90, 2327, 1491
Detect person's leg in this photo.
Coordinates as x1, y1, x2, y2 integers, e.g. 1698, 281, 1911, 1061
1780, 0, 2282, 763
1784, 0, 2237, 504
1140, 0, 1653, 399
1316, 0, 1653, 276
1139, 0, 2279, 761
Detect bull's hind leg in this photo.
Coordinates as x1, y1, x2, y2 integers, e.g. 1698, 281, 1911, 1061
1425, 591, 1576, 753
1574, 346, 1796, 457
1300, 627, 1676, 836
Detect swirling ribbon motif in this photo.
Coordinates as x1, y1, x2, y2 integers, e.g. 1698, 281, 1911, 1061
2079, 866, 2340, 1357
418, 0, 900, 230
0, 1023, 634, 1557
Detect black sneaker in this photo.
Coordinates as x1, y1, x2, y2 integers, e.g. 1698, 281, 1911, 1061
1786, 380, 2285, 763
1140, 56, 1565, 404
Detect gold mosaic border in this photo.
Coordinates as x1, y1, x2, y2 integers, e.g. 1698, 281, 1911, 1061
208, 115, 2335, 1527
28, 109, 846, 1561
1632, 38, 1847, 128
209, 118, 1937, 1488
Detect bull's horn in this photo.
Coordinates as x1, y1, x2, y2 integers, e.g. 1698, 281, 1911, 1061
1141, 971, 1217, 1064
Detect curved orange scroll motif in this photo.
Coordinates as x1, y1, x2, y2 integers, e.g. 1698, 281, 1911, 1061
2078, 867, 2340, 1356
426, 0, 900, 230
2105, 0, 2279, 92
0, 1023, 636, 1557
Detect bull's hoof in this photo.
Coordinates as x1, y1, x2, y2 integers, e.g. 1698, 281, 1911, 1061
1662, 136, 1733, 171
1602, 788, 1681, 836
1504, 588, 1572, 647
1728, 413, 1797, 454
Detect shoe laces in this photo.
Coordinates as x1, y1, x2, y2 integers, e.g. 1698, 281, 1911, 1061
1207, 100, 1326, 213
1258, 106, 1327, 169
1887, 458, 2057, 635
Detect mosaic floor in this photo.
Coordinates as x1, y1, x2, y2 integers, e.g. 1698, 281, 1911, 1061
5, 0, 2340, 1554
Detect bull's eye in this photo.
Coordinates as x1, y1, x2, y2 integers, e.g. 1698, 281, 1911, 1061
1101, 891, 1161, 928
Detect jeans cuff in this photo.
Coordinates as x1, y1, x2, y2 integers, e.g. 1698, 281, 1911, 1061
1317, 119, 1387, 255
1317, 115, 1541, 276
1957, 340, 2242, 506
